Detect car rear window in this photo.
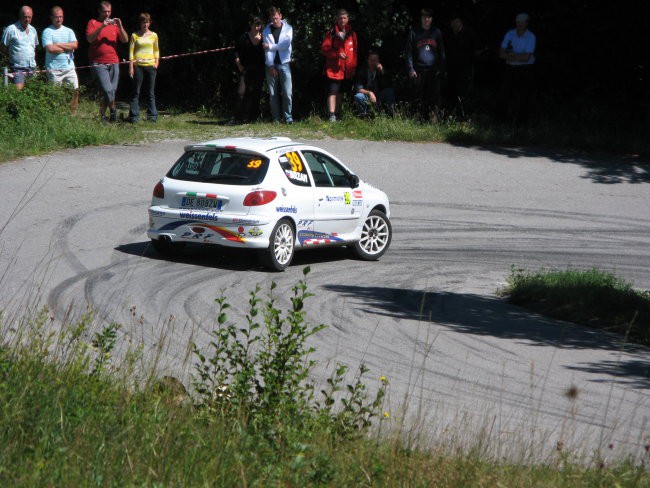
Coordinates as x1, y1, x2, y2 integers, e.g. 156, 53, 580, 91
167, 150, 269, 185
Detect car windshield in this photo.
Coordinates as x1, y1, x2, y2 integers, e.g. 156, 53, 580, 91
167, 150, 269, 185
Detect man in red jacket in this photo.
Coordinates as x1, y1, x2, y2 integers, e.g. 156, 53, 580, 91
321, 9, 357, 122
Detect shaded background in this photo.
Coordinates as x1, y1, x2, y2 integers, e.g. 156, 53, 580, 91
1, 1, 648, 129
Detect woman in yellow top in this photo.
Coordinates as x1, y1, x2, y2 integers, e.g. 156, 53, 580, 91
128, 12, 159, 122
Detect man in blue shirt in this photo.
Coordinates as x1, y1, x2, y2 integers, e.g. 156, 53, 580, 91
498, 13, 536, 124
42, 6, 79, 112
1, 6, 39, 90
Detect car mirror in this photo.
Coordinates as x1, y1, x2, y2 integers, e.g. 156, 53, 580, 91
348, 174, 360, 188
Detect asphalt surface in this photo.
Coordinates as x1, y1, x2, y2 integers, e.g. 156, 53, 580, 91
1, 138, 648, 462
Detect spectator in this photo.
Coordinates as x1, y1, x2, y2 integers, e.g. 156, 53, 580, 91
321, 9, 357, 122
498, 13, 536, 124
406, 8, 446, 122
262, 6, 293, 124
1, 6, 38, 90
128, 13, 159, 123
42, 6, 78, 113
445, 13, 482, 116
234, 14, 265, 123
353, 51, 395, 117
86, 1, 128, 123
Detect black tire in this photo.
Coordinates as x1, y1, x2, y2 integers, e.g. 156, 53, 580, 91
259, 219, 295, 271
350, 209, 392, 260
151, 238, 186, 256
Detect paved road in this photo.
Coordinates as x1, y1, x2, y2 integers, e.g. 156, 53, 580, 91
1, 139, 648, 462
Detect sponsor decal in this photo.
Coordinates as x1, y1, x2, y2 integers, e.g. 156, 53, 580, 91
325, 195, 345, 202
159, 220, 246, 244
284, 169, 308, 183
297, 219, 313, 227
232, 217, 260, 225
149, 209, 165, 217
182, 229, 216, 240
298, 230, 343, 245
344, 192, 351, 205
248, 227, 263, 237
352, 200, 363, 207
179, 211, 220, 222
276, 205, 298, 214
353, 190, 363, 199
237, 226, 246, 238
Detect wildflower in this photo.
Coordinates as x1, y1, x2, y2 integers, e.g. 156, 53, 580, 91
380, 375, 388, 383
383, 411, 390, 419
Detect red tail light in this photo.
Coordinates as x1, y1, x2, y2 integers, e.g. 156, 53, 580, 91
153, 181, 164, 198
243, 190, 277, 206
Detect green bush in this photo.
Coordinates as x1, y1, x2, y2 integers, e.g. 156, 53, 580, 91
503, 266, 650, 345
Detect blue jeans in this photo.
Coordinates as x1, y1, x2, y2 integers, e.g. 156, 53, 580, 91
129, 65, 157, 122
266, 63, 292, 122
354, 88, 396, 116
92, 63, 119, 104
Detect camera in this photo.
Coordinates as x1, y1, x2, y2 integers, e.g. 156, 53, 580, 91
106, 18, 115, 25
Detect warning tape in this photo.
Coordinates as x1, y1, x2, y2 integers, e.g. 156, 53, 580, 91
2, 45, 234, 79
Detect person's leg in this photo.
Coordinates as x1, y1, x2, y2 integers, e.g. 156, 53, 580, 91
266, 66, 281, 122
129, 65, 143, 122
248, 69, 264, 121
12, 68, 27, 90
92, 64, 112, 119
327, 79, 339, 121
108, 63, 120, 121
145, 66, 158, 121
277, 63, 292, 122
62, 68, 80, 114
353, 92, 369, 116
378, 87, 396, 116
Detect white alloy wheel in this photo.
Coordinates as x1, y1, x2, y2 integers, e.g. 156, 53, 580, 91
261, 219, 295, 271
351, 210, 392, 260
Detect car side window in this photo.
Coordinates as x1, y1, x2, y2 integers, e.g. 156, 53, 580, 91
301, 150, 351, 188
278, 151, 311, 187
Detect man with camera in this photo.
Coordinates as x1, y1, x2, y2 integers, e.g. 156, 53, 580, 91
86, 1, 128, 123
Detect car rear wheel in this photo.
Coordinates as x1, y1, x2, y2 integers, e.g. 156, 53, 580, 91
350, 210, 392, 260
260, 219, 295, 271
151, 238, 186, 256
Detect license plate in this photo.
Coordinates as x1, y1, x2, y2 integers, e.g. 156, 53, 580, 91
181, 197, 223, 210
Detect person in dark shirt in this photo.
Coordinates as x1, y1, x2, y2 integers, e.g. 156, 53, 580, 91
406, 8, 445, 121
445, 13, 483, 115
353, 51, 395, 117
234, 14, 265, 122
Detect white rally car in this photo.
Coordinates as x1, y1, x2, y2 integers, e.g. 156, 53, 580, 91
147, 137, 391, 270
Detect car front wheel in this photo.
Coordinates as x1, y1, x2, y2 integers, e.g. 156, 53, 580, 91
260, 219, 295, 271
351, 210, 392, 260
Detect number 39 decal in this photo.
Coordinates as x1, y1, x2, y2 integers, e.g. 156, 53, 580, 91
247, 159, 263, 169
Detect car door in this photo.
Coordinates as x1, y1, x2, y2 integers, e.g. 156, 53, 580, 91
276, 150, 315, 243
300, 149, 360, 242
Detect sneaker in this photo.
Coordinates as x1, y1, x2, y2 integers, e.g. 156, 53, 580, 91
328, 113, 337, 122
109, 109, 117, 123
285, 118, 293, 125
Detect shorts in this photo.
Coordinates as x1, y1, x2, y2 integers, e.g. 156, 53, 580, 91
11, 67, 35, 85
327, 78, 353, 96
46, 67, 79, 89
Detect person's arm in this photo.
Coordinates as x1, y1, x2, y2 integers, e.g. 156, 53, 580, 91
114, 18, 128, 43
153, 32, 160, 68
268, 23, 292, 53
128, 33, 135, 76
320, 29, 337, 58
86, 20, 105, 43
406, 29, 416, 77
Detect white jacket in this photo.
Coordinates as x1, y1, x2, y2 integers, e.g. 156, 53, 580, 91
262, 20, 293, 66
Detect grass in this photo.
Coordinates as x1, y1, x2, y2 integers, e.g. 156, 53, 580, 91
0, 272, 649, 486
501, 266, 650, 346
3, 78, 649, 162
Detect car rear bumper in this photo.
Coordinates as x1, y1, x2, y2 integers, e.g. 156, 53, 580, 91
147, 206, 274, 249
